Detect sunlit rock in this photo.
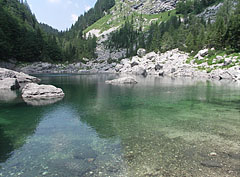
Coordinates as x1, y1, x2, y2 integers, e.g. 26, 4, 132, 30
105, 77, 137, 84
22, 83, 65, 99
0, 67, 40, 83
0, 78, 20, 90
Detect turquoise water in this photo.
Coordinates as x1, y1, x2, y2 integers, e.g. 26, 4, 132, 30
0, 75, 239, 177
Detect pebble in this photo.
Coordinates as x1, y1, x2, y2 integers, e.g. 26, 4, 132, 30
42, 171, 48, 176
209, 152, 217, 156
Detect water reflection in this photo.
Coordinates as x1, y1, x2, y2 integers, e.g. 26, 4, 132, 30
0, 74, 239, 176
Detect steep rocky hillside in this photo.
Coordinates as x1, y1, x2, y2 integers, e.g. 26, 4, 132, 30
85, 0, 178, 36
129, 0, 178, 14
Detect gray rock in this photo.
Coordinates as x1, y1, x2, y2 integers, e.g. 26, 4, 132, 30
199, 49, 209, 57
137, 48, 146, 57
0, 78, 20, 90
131, 61, 139, 67
105, 77, 137, 84
132, 65, 147, 76
201, 160, 222, 168
223, 58, 232, 66
171, 68, 176, 73
22, 83, 65, 99
155, 64, 163, 71
219, 71, 233, 80
159, 70, 164, 76
0, 68, 40, 83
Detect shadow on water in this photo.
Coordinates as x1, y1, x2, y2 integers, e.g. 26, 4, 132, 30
0, 126, 14, 163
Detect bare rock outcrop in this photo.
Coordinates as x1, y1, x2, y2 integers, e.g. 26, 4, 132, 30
0, 67, 40, 83
22, 83, 65, 99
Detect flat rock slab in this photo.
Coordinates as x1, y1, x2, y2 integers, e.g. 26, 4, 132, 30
22, 83, 64, 99
0, 67, 40, 83
105, 77, 138, 84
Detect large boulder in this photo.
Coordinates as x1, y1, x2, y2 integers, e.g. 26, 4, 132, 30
194, 49, 209, 59
132, 65, 147, 77
0, 68, 40, 83
137, 48, 146, 57
22, 83, 65, 99
0, 78, 20, 90
105, 77, 138, 84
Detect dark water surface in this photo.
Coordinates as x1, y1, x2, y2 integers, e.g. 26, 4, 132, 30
0, 74, 240, 177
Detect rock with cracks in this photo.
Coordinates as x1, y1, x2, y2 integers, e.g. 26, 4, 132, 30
22, 83, 65, 99
0, 67, 40, 83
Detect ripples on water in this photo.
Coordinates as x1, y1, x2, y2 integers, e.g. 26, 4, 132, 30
0, 75, 239, 177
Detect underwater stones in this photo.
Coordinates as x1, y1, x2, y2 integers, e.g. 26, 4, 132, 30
105, 77, 138, 84
22, 83, 65, 99
23, 97, 64, 106
228, 153, 240, 160
201, 160, 222, 168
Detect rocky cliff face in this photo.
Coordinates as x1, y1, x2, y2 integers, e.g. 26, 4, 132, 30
128, 0, 178, 14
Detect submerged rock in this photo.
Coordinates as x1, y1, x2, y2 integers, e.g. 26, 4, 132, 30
22, 83, 65, 99
23, 97, 64, 106
105, 77, 138, 84
0, 78, 20, 90
201, 160, 222, 168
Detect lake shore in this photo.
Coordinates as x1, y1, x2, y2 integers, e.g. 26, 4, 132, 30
1, 49, 240, 83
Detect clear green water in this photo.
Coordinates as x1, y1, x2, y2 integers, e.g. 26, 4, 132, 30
0, 75, 240, 177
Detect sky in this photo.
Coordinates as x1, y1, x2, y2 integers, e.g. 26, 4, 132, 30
28, 0, 97, 31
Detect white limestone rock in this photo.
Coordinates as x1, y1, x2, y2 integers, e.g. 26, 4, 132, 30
137, 48, 146, 57
0, 78, 20, 90
22, 83, 65, 99
0, 67, 40, 83
105, 77, 137, 84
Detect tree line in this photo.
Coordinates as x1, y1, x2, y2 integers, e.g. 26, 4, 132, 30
107, 0, 240, 57
0, 0, 115, 63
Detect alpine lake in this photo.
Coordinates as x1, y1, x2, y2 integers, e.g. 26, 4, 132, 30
0, 74, 239, 177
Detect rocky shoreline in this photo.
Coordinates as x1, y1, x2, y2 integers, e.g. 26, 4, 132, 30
0, 68, 64, 105
12, 48, 240, 83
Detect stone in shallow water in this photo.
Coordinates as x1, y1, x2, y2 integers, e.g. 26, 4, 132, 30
23, 97, 64, 106
105, 77, 138, 84
201, 160, 222, 168
228, 153, 240, 160
22, 83, 64, 99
